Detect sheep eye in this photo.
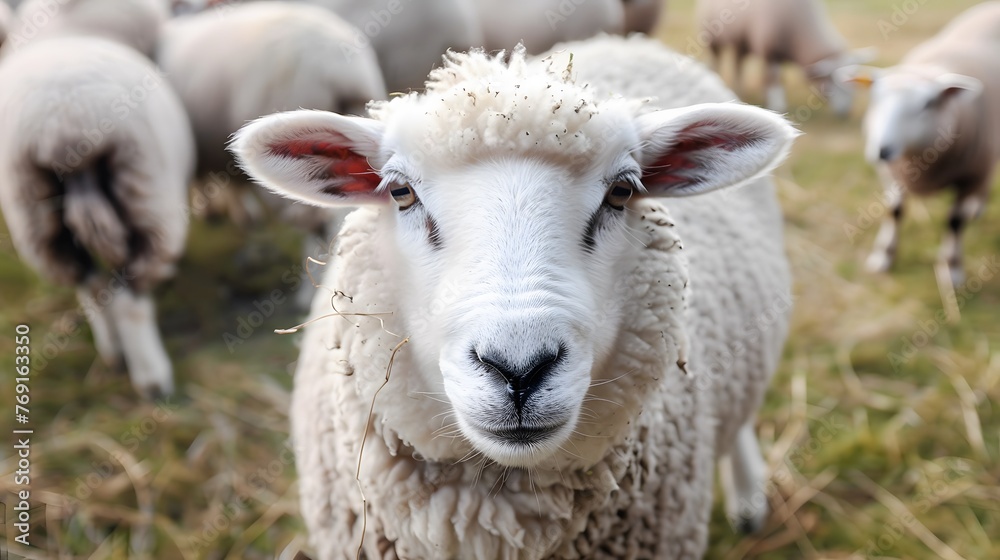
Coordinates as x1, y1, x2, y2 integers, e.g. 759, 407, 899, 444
389, 181, 417, 209
604, 180, 633, 210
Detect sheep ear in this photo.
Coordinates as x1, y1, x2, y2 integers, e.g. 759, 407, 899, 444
229, 110, 387, 207
634, 103, 796, 197
935, 73, 982, 101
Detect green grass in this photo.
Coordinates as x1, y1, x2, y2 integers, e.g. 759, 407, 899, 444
2, 1, 1000, 558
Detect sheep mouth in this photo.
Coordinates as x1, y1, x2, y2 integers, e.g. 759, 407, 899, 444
482, 424, 564, 446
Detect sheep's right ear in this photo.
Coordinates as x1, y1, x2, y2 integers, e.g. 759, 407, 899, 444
229, 110, 387, 207
835, 65, 881, 88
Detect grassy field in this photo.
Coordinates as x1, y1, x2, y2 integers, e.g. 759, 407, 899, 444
2, 0, 999, 558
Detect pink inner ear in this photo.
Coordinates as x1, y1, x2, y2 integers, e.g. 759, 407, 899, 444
643, 123, 755, 190
267, 135, 380, 196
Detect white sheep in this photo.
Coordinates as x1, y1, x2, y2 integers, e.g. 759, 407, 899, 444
158, 1, 387, 306
7, 0, 167, 58
842, 1, 1000, 286
0, 3, 11, 47
302, 0, 482, 93
622, 0, 663, 35
0, 36, 195, 398
232, 35, 795, 559
178, 0, 484, 93
475, 0, 624, 54
158, 1, 384, 177
697, 0, 872, 116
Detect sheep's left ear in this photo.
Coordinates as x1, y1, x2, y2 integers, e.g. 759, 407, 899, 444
634, 103, 796, 197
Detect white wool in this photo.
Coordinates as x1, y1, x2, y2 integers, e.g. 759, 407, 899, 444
158, 1, 387, 176
306, 0, 482, 93
0, 35, 193, 398
474, 0, 624, 55
0, 2, 10, 47
8, 0, 167, 58
369, 45, 645, 171
0, 36, 193, 289
289, 36, 791, 559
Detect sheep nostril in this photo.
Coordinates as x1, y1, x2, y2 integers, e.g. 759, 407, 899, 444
475, 346, 564, 412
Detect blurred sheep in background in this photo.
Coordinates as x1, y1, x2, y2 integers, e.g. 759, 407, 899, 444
0, 36, 195, 398
174, 0, 482, 93
304, 0, 482, 93
697, 0, 873, 116
0, 3, 10, 47
622, 0, 663, 34
841, 1, 1000, 286
8, 0, 168, 58
475, 0, 623, 54
158, 1, 387, 307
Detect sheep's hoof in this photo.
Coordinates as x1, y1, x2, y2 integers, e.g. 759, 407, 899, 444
135, 379, 175, 402
729, 499, 770, 535
865, 251, 893, 274
104, 354, 127, 375
735, 514, 765, 535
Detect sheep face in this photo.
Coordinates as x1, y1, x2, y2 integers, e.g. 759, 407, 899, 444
392, 155, 637, 467
232, 101, 793, 468
231, 48, 795, 467
852, 68, 981, 164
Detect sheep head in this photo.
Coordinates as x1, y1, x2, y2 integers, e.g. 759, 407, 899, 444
232, 47, 794, 468
841, 64, 981, 164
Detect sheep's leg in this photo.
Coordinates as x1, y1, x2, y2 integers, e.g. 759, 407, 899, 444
764, 62, 786, 113
733, 46, 748, 98
939, 188, 986, 286
866, 173, 905, 274
107, 288, 174, 399
76, 285, 123, 370
720, 421, 770, 534
708, 42, 722, 76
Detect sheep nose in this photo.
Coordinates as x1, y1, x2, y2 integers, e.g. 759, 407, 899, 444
475, 346, 564, 413
878, 146, 896, 161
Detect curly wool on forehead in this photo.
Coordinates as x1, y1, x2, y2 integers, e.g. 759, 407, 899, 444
368, 46, 646, 169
